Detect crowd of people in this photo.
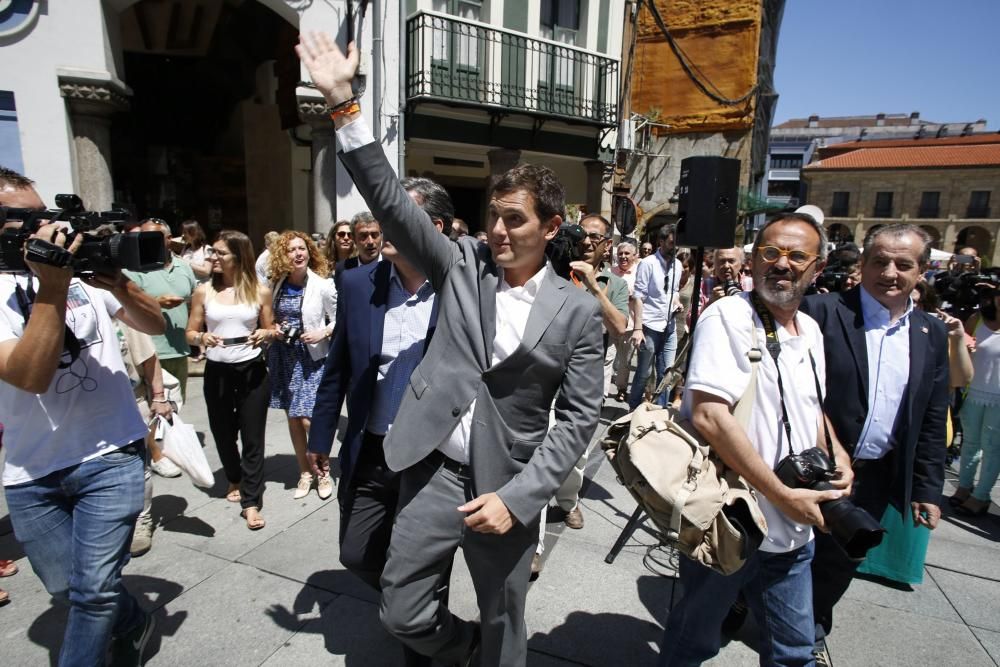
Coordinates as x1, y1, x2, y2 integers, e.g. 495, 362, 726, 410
0, 30, 995, 667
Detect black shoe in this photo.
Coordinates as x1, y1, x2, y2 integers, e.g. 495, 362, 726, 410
110, 612, 156, 666
813, 637, 833, 667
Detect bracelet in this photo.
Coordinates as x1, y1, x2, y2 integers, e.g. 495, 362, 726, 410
330, 100, 361, 121
329, 95, 357, 113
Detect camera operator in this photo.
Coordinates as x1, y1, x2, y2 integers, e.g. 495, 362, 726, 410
659, 212, 852, 666
0, 168, 165, 665
534, 214, 626, 541
698, 246, 754, 310
801, 224, 949, 664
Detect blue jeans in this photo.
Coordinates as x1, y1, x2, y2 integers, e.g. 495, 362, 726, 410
659, 541, 816, 667
628, 323, 678, 409
957, 400, 1000, 501
5, 442, 146, 666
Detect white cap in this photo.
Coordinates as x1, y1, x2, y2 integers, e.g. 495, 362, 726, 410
795, 204, 825, 226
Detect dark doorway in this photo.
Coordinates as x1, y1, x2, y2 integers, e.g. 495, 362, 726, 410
446, 185, 485, 233
111, 0, 300, 243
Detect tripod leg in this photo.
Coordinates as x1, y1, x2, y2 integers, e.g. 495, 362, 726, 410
605, 505, 646, 564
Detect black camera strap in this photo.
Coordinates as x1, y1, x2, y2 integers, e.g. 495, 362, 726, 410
14, 277, 81, 368
748, 290, 830, 460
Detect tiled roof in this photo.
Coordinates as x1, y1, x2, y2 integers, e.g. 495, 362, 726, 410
817, 134, 1000, 159
805, 144, 1000, 170
776, 115, 933, 129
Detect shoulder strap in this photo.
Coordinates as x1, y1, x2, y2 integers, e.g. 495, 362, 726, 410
732, 321, 762, 429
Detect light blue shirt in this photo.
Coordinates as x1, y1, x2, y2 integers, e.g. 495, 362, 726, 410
853, 286, 912, 460
366, 266, 436, 436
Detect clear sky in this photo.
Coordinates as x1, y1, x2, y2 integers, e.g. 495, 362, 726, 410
773, 0, 998, 128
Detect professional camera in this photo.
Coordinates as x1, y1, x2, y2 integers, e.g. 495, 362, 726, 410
815, 266, 851, 293
723, 278, 741, 297
0, 194, 165, 276
775, 447, 884, 561
544, 223, 585, 280
935, 269, 1000, 314
278, 321, 302, 344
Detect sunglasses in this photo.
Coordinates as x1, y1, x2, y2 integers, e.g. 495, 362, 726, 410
335, 231, 351, 238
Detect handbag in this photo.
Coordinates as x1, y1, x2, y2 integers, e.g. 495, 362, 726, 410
158, 413, 215, 488
605, 325, 768, 575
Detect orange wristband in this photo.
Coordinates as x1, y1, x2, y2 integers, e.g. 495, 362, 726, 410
330, 101, 361, 121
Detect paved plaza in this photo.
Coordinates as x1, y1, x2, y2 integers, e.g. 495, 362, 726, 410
1, 370, 999, 666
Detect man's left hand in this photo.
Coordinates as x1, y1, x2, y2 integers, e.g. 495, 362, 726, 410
569, 261, 600, 293
459, 492, 516, 534
911, 502, 941, 529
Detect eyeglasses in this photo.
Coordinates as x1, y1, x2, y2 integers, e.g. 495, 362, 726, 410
204, 247, 229, 257
756, 246, 819, 267
335, 231, 351, 238
584, 232, 610, 244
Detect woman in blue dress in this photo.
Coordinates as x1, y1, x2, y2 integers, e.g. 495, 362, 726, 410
266, 231, 338, 500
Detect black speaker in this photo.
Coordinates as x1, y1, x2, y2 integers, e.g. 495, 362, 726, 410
676, 156, 740, 248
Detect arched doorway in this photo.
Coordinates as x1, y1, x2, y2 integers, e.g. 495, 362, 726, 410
956, 225, 991, 256
919, 225, 942, 249
827, 223, 852, 244
111, 0, 305, 248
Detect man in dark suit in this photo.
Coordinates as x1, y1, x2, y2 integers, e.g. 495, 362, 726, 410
298, 34, 605, 666
801, 223, 948, 664
333, 211, 382, 286
308, 179, 452, 666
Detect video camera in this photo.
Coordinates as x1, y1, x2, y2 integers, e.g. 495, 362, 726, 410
0, 194, 165, 276
935, 268, 1000, 313
544, 223, 585, 280
815, 264, 852, 293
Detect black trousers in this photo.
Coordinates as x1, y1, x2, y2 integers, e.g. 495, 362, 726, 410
339, 432, 433, 667
811, 454, 894, 639
203, 356, 270, 511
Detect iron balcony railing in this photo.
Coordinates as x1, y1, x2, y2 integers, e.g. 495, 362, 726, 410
406, 11, 619, 127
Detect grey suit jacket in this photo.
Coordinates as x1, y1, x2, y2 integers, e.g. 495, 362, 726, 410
339, 141, 604, 525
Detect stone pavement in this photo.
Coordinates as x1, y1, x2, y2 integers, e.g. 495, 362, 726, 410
1, 376, 999, 666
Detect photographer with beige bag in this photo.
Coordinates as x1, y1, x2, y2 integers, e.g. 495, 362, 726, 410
658, 212, 853, 666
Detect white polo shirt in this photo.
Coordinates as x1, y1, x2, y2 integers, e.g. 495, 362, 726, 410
680, 293, 826, 553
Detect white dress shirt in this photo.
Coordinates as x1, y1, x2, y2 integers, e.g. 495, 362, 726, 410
853, 286, 912, 460
436, 265, 549, 464
633, 250, 682, 332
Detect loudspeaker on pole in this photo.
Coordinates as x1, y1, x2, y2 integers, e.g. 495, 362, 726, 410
676, 156, 740, 248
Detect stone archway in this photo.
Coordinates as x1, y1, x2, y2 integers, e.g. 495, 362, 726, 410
111, 0, 305, 247
956, 225, 991, 256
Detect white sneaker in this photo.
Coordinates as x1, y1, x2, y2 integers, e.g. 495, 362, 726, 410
294, 473, 314, 500
317, 475, 334, 500
150, 457, 182, 478
131, 514, 153, 557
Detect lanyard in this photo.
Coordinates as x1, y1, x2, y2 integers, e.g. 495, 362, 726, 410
748, 290, 832, 458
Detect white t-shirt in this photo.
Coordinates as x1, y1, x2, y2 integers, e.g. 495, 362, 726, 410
680, 293, 826, 553
0, 275, 149, 486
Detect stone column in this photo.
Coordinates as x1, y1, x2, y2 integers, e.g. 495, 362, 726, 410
583, 160, 604, 217
942, 218, 959, 253
59, 77, 130, 212
299, 97, 337, 235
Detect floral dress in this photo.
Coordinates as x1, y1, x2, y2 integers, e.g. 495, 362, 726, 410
267, 281, 326, 417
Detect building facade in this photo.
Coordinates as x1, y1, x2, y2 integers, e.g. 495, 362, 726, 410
0, 0, 622, 247
802, 134, 1000, 265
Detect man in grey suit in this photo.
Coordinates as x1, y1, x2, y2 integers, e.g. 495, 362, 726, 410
298, 34, 605, 666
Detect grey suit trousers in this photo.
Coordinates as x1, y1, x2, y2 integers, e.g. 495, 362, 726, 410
380, 456, 538, 666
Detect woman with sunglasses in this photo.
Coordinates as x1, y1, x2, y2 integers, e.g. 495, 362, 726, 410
324, 220, 355, 271
267, 231, 338, 500
186, 231, 277, 530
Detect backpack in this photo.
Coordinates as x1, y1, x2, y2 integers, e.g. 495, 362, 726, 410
604, 332, 768, 576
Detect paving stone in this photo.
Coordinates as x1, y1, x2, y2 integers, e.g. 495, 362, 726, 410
929, 568, 1000, 633
144, 562, 336, 666
842, 569, 962, 624
926, 536, 1000, 582
971, 627, 1000, 664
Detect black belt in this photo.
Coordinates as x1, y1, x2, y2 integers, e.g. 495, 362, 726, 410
425, 449, 471, 477
220, 336, 249, 345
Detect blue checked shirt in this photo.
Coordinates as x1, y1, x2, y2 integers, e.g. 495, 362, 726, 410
366, 266, 436, 436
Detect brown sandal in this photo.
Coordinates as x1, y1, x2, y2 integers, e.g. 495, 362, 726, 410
0, 588, 8, 606
225, 485, 242, 503
0, 560, 18, 578
240, 507, 266, 531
